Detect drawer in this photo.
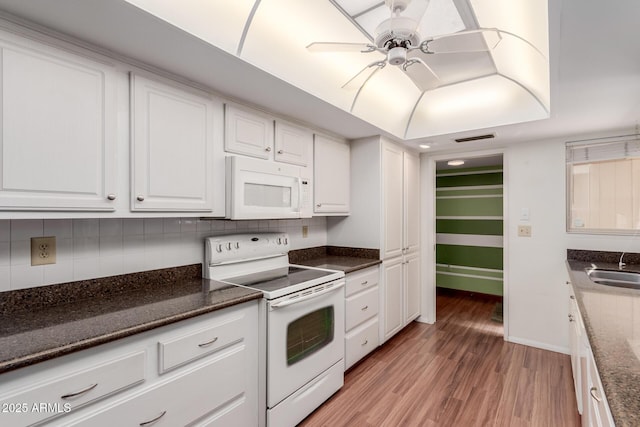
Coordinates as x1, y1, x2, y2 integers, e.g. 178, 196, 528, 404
67, 346, 255, 427
0, 351, 145, 426
158, 311, 247, 373
345, 285, 379, 331
345, 318, 379, 370
345, 267, 379, 297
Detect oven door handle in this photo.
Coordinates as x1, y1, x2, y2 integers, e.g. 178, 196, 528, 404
271, 281, 345, 309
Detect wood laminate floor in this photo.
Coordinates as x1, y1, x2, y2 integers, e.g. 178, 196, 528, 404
300, 290, 580, 427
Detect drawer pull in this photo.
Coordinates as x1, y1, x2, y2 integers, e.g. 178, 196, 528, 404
570, 295, 575, 300
361, 305, 369, 311
61, 383, 98, 400
361, 281, 368, 286
198, 337, 219, 348
362, 339, 368, 346
140, 410, 167, 426
568, 314, 574, 322
590, 387, 602, 403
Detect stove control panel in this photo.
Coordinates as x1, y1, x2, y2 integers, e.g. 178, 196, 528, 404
205, 232, 290, 265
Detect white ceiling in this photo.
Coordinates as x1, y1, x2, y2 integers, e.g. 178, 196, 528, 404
0, 0, 637, 153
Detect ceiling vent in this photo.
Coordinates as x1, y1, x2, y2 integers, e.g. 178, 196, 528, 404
454, 133, 496, 143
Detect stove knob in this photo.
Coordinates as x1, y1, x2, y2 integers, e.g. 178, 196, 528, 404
284, 237, 288, 245
235, 242, 240, 249
226, 242, 232, 251
277, 237, 282, 244
216, 244, 222, 253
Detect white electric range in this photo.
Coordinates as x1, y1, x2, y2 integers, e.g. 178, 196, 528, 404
204, 233, 345, 427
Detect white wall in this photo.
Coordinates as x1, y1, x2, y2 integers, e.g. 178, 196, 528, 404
0, 217, 327, 292
505, 138, 570, 353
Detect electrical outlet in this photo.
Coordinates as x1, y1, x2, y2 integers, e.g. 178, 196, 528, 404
517, 225, 532, 237
302, 225, 308, 238
31, 236, 56, 266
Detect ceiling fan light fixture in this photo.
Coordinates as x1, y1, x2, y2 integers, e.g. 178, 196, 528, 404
388, 46, 407, 65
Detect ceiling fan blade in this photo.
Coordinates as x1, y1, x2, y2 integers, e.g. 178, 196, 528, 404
306, 42, 376, 53
342, 61, 386, 90
422, 29, 502, 54
402, 57, 440, 91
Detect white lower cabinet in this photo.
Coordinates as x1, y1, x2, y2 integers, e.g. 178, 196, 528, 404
381, 253, 421, 343
567, 282, 614, 427
0, 301, 259, 427
67, 349, 249, 427
344, 266, 380, 370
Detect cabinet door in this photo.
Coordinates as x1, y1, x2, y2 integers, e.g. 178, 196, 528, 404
382, 257, 403, 342
224, 103, 273, 159
275, 121, 311, 166
314, 135, 350, 214
131, 74, 215, 211
404, 253, 421, 323
383, 143, 404, 258
0, 35, 117, 210
404, 151, 420, 253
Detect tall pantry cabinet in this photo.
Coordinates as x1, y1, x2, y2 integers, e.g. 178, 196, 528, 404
326, 136, 421, 344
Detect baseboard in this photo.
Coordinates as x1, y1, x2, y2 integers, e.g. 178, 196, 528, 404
506, 335, 570, 355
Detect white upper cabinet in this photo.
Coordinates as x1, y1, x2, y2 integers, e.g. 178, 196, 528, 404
0, 32, 117, 211
224, 103, 274, 160
274, 121, 312, 166
382, 143, 404, 259
314, 134, 350, 214
131, 73, 216, 212
383, 143, 420, 258
404, 151, 420, 254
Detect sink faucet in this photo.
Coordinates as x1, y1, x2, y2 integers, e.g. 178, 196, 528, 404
619, 252, 626, 269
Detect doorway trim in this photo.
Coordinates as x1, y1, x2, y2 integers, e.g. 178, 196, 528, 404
418, 147, 509, 341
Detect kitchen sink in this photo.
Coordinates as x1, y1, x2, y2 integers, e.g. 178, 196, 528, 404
586, 268, 640, 289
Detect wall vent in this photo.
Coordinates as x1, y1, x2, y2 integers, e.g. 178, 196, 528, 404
454, 133, 495, 143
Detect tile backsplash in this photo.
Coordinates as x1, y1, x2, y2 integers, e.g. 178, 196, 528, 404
0, 217, 327, 292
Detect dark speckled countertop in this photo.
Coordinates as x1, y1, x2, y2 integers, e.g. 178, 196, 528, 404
0, 264, 261, 374
289, 246, 381, 273
566, 250, 640, 427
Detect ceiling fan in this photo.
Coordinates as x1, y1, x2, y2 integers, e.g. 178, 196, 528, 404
307, 0, 531, 98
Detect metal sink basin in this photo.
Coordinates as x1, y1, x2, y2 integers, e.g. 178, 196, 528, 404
586, 268, 640, 289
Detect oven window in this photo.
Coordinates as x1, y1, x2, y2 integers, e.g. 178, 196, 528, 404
286, 306, 334, 365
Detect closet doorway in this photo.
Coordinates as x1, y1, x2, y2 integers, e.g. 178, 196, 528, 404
433, 153, 505, 337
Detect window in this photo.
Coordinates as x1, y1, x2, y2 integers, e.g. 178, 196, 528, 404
567, 135, 640, 233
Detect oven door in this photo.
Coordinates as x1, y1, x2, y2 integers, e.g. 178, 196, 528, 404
267, 279, 345, 408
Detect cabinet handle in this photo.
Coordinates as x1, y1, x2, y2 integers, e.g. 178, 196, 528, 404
362, 339, 368, 346
61, 383, 98, 399
107, 194, 116, 201
140, 410, 167, 426
265, 146, 272, 152
361, 305, 368, 311
198, 337, 219, 348
136, 195, 145, 202
566, 281, 571, 285
316, 203, 322, 208
590, 387, 602, 403
568, 314, 574, 322
570, 295, 575, 300
277, 150, 284, 154
361, 281, 368, 286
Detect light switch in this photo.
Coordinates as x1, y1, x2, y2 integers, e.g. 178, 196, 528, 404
520, 208, 530, 221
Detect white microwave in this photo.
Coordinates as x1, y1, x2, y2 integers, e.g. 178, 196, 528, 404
226, 156, 312, 219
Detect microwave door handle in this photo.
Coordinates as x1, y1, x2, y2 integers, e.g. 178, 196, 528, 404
271, 281, 345, 309
295, 177, 302, 213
